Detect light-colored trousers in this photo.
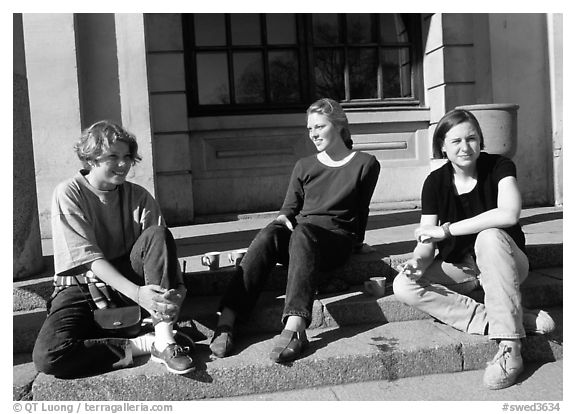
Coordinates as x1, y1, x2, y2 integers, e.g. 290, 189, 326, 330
393, 228, 529, 340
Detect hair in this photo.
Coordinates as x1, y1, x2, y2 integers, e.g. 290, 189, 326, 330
432, 109, 485, 158
74, 120, 142, 169
306, 98, 353, 150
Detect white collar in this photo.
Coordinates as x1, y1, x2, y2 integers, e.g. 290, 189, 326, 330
317, 151, 357, 167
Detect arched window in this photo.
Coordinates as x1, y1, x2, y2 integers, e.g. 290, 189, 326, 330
183, 13, 422, 116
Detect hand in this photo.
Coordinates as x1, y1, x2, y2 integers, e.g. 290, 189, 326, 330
414, 224, 445, 243
137, 284, 179, 322
396, 258, 425, 281
160, 285, 187, 322
275, 214, 294, 231
163, 285, 187, 309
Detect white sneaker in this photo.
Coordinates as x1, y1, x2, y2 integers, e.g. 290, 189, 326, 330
483, 344, 524, 390
523, 308, 555, 334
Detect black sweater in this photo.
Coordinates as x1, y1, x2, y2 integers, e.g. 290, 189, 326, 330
279, 152, 380, 244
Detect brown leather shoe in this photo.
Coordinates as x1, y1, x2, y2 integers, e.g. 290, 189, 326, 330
269, 329, 309, 363
151, 343, 195, 375
209, 325, 235, 358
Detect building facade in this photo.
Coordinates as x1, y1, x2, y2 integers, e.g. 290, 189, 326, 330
13, 13, 563, 278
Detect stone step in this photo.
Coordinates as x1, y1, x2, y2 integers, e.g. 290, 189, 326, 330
179, 242, 562, 297
171, 267, 564, 338
20, 307, 563, 401
12, 206, 562, 354
174, 206, 563, 297
15, 206, 562, 310
13, 268, 563, 355
11, 243, 563, 317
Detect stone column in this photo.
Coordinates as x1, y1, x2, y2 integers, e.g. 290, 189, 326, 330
488, 13, 553, 205
547, 13, 563, 206
114, 13, 156, 196
22, 13, 83, 239
13, 13, 44, 279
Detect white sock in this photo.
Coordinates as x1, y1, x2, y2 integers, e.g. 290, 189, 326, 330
129, 332, 155, 357
154, 322, 176, 352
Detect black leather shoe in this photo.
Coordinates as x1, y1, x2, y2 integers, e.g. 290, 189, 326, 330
210, 325, 234, 358
269, 329, 309, 363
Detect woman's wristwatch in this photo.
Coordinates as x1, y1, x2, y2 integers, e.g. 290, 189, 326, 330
441, 222, 453, 238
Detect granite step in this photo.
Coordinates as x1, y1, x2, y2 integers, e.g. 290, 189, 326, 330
162, 267, 564, 338
14, 206, 562, 310
13, 267, 563, 355
177, 241, 562, 297
18, 307, 562, 401
12, 207, 562, 353
174, 206, 563, 297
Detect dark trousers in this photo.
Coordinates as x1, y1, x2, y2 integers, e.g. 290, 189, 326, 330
221, 221, 355, 327
32, 226, 181, 378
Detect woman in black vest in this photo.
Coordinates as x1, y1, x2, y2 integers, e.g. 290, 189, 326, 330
393, 109, 554, 390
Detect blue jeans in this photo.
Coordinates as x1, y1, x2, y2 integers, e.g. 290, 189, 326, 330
221, 221, 355, 327
393, 228, 530, 340
32, 226, 181, 378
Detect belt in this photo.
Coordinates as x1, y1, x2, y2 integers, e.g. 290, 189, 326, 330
53, 270, 101, 286
53, 270, 113, 309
